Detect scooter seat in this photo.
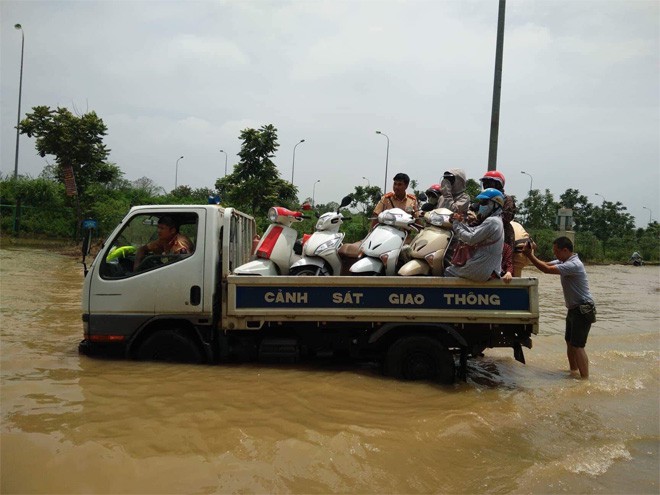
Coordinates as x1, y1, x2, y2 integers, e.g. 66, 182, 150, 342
338, 241, 361, 259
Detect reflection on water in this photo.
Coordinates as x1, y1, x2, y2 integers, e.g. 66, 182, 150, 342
1, 246, 659, 494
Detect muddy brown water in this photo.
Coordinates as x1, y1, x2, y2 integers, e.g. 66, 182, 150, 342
1, 245, 658, 494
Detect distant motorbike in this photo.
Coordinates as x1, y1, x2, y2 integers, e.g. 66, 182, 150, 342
290, 195, 353, 276
349, 208, 419, 276
398, 206, 454, 276
234, 206, 309, 276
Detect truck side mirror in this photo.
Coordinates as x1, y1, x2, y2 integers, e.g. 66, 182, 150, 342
80, 218, 98, 277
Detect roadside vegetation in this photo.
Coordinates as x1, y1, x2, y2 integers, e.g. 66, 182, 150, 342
2, 105, 658, 264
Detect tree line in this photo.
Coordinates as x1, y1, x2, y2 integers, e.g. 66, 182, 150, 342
1, 105, 658, 263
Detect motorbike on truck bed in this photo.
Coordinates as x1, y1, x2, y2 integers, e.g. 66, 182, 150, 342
349, 208, 419, 276
234, 206, 309, 276
290, 195, 353, 276
399, 205, 454, 276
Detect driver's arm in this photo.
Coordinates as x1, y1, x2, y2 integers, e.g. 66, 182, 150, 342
133, 241, 157, 270
133, 245, 147, 270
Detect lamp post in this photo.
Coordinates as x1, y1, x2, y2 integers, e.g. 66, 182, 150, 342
642, 206, 652, 223
219, 149, 228, 176
291, 139, 305, 185
312, 180, 320, 207
362, 176, 370, 187
520, 170, 533, 196
594, 192, 607, 204
174, 156, 184, 189
14, 24, 25, 180
375, 130, 389, 192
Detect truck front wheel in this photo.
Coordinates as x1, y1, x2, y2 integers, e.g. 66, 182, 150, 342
384, 336, 455, 384
137, 329, 203, 364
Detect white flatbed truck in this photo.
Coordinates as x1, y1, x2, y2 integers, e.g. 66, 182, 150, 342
79, 204, 539, 383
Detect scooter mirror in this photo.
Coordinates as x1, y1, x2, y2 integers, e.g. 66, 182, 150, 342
340, 195, 353, 208
417, 192, 428, 202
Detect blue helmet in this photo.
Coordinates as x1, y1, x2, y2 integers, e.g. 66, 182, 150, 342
476, 188, 505, 207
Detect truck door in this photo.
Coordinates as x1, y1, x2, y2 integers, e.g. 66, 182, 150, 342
91, 209, 207, 324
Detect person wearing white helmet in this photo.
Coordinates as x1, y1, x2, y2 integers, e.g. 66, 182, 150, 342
445, 188, 504, 282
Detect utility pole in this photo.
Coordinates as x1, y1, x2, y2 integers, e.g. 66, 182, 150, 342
487, 0, 506, 171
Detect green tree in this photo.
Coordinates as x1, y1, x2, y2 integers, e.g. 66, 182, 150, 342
0, 174, 74, 236
589, 201, 635, 241
518, 189, 560, 229
558, 189, 594, 232
350, 185, 383, 216
637, 222, 660, 261
465, 178, 481, 202
215, 124, 297, 219
18, 106, 117, 234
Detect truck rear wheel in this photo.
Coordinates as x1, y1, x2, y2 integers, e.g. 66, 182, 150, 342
137, 329, 203, 364
384, 336, 455, 384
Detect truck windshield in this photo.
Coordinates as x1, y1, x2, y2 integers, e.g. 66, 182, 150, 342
99, 213, 198, 279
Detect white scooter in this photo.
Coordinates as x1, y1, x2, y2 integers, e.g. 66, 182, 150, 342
290, 195, 353, 276
398, 205, 454, 276
349, 208, 419, 276
234, 206, 309, 276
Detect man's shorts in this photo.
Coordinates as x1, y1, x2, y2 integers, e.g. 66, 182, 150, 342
565, 307, 592, 348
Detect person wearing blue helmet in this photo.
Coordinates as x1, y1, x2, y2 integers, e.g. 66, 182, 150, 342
445, 188, 504, 282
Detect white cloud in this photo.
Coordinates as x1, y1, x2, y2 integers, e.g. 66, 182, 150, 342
1, 0, 657, 226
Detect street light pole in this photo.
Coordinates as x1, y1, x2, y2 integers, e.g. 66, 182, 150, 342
219, 149, 228, 176
291, 139, 305, 185
520, 170, 533, 196
14, 24, 25, 180
594, 192, 607, 204
362, 176, 370, 187
643, 206, 652, 223
312, 180, 320, 207
174, 156, 184, 189
375, 130, 389, 192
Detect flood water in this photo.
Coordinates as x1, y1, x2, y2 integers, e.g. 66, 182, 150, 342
1, 244, 658, 494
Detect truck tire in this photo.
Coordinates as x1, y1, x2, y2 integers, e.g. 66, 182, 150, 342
137, 329, 203, 364
384, 336, 455, 384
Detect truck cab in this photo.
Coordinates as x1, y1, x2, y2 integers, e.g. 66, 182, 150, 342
80, 205, 255, 361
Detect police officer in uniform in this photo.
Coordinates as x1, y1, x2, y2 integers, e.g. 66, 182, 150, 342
371, 172, 419, 227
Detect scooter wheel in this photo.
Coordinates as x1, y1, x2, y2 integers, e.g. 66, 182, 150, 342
291, 266, 321, 276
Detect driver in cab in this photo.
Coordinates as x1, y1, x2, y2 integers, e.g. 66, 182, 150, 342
133, 216, 194, 270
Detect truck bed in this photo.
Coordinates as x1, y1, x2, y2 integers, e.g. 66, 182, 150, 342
225, 275, 539, 331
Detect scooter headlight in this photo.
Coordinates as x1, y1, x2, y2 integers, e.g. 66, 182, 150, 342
428, 211, 451, 227
314, 237, 342, 254
379, 211, 396, 225
268, 207, 279, 223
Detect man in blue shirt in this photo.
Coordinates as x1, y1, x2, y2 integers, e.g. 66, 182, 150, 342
523, 236, 595, 379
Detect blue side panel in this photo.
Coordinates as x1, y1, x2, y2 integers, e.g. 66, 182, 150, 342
235, 286, 529, 311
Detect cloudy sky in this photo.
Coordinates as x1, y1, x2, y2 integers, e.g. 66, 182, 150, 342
1, 0, 658, 226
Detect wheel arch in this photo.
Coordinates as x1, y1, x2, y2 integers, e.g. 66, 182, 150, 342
368, 322, 468, 351
126, 317, 209, 361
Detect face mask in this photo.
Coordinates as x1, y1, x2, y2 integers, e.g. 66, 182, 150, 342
478, 204, 493, 217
